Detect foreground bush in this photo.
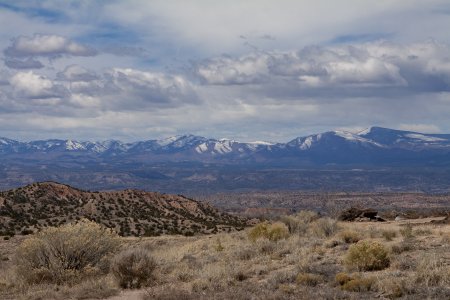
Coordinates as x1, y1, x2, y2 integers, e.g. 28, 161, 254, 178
15, 219, 120, 284
111, 247, 157, 289
345, 240, 390, 271
248, 222, 289, 242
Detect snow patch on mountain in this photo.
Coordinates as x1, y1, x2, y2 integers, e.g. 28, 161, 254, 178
333, 131, 383, 147
247, 141, 275, 146
195, 143, 208, 153
65, 140, 86, 151
156, 136, 181, 147
405, 133, 446, 142
300, 134, 322, 150
213, 140, 233, 154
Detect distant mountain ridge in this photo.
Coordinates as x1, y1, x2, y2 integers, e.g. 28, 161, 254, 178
1, 127, 450, 193
1, 127, 450, 161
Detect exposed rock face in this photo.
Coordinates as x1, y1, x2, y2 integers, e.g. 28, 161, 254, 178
0, 182, 247, 237
338, 207, 385, 222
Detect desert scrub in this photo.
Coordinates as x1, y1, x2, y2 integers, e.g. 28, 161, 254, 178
335, 272, 353, 286
345, 240, 390, 271
399, 224, 414, 239
335, 272, 375, 292
341, 276, 375, 292
248, 222, 289, 242
15, 219, 120, 284
310, 217, 339, 238
296, 272, 324, 286
280, 210, 318, 234
339, 230, 361, 244
381, 229, 397, 241
414, 254, 450, 287
111, 247, 157, 289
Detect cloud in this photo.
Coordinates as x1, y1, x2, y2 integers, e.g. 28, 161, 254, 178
4, 34, 97, 58
9, 71, 67, 99
4, 57, 44, 69
105, 68, 200, 109
398, 124, 441, 133
57, 65, 98, 82
194, 41, 450, 99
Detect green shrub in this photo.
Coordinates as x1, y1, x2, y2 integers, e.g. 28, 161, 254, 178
345, 240, 390, 271
15, 219, 120, 284
248, 222, 289, 242
111, 247, 157, 289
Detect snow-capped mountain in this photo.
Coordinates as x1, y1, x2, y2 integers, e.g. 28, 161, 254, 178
0, 127, 449, 165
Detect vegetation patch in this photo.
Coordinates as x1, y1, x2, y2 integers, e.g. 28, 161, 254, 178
345, 240, 390, 271
15, 219, 120, 284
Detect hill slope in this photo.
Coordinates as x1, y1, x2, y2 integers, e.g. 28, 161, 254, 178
0, 182, 246, 236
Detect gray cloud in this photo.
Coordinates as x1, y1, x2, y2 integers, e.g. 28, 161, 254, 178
57, 65, 98, 82
194, 41, 450, 102
4, 34, 97, 58
4, 57, 44, 69
104, 68, 200, 109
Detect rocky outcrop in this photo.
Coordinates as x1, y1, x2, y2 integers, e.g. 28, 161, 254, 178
338, 207, 385, 222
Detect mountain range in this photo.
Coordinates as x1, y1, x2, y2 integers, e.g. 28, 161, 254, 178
0, 127, 450, 193
1, 126, 450, 163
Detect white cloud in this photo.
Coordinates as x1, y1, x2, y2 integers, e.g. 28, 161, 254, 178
9, 71, 65, 99
4, 34, 96, 58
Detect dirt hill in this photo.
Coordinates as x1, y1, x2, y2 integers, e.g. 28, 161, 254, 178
0, 182, 246, 236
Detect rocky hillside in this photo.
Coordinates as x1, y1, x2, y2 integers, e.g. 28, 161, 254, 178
0, 182, 246, 237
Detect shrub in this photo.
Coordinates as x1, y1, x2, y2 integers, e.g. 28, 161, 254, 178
248, 222, 289, 242
339, 230, 361, 244
341, 277, 375, 292
296, 272, 324, 286
335, 272, 374, 292
399, 224, 414, 239
111, 247, 157, 289
381, 229, 397, 241
345, 240, 390, 271
310, 217, 339, 238
15, 219, 120, 284
280, 210, 318, 235
335, 272, 353, 286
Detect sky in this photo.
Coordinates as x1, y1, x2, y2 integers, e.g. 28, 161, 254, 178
0, 0, 450, 142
